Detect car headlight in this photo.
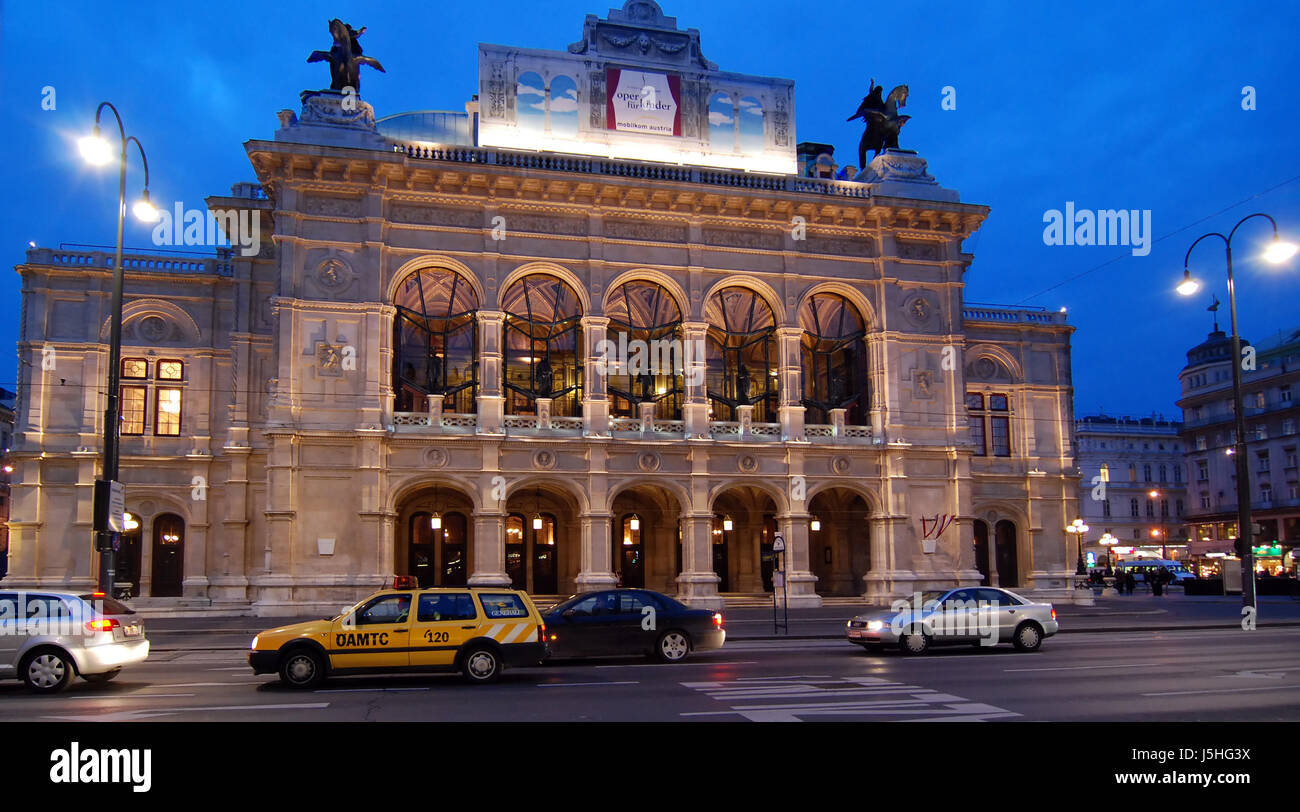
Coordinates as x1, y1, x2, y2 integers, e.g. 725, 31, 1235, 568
250, 635, 260, 650
867, 620, 886, 631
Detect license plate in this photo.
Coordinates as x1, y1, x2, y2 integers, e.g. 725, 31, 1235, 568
124, 625, 141, 637
848, 630, 864, 638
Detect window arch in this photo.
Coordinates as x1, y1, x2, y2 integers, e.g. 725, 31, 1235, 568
799, 292, 869, 424
705, 286, 778, 422
393, 267, 480, 413
502, 274, 583, 416
605, 280, 684, 419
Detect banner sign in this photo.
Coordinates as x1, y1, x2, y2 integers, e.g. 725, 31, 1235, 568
606, 68, 681, 136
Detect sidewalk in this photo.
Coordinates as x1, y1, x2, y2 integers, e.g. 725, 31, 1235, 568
140, 594, 1300, 649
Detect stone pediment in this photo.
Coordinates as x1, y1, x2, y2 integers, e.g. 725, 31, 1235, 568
567, 1, 716, 71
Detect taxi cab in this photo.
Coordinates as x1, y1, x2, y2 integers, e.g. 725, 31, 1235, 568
249, 579, 546, 688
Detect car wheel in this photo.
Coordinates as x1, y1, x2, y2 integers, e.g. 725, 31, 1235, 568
83, 669, 121, 684
1012, 622, 1044, 652
22, 649, 74, 694
655, 630, 691, 662
899, 630, 931, 656
461, 647, 501, 684
278, 648, 326, 689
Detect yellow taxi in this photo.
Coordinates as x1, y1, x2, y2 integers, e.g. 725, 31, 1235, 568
248, 579, 546, 687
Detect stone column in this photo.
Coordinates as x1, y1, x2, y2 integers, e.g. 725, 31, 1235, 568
576, 512, 617, 590
681, 321, 710, 440
468, 508, 509, 587
676, 512, 722, 609
476, 310, 505, 435
182, 455, 211, 600
776, 326, 805, 441
582, 316, 610, 437
777, 512, 823, 607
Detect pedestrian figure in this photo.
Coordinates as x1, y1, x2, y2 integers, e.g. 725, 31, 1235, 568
1125, 571, 1136, 595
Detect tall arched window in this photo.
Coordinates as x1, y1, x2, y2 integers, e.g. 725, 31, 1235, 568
705, 286, 778, 422
394, 267, 479, 413
800, 292, 869, 425
503, 274, 583, 416
605, 281, 683, 419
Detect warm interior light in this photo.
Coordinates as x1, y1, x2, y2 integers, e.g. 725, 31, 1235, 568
132, 189, 160, 223
430, 512, 442, 530
1176, 272, 1201, 297
78, 128, 113, 166
810, 516, 821, 532
629, 514, 640, 532
1264, 239, 1298, 264
533, 514, 543, 530
722, 515, 733, 532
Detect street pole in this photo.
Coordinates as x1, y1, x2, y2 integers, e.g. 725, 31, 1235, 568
1179, 213, 1297, 615
81, 102, 155, 595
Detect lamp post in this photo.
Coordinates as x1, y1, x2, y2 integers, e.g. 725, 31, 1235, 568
1149, 489, 1168, 559
1099, 532, 1117, 570
79, 102, 159, 594
1178, 213, 1297, 614
1067, 518, 1089, 575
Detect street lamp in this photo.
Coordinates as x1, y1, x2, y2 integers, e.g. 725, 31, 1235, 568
1067, 518, 1089, 575
1149, 489, 1168, 559
80, 102, 157, 594
1178, 212, 1296, 613
1099, 532, 1118, 569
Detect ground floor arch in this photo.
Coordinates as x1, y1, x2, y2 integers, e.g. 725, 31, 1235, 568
609, 484, 683, 593
395, 483, 475, 588
807, 487, 873, 596
710, 486, 779, 593
504, 483, 581, 594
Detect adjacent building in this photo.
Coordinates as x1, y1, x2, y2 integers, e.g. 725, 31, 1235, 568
6, 1, 1081, 614
1074, 414, 1187, 568
1179, 326, 1300, 576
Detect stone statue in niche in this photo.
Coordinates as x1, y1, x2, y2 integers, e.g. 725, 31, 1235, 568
307, 19, 385, 92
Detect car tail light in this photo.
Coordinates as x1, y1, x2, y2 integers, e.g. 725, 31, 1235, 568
90, 591, 106, 598
712, 613, 724, 628
539, 621, 546, 642
85, 618, 119, 633
1051, 608, 1057, 621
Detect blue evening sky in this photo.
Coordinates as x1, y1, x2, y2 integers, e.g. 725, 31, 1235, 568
2, 0, 1298, 419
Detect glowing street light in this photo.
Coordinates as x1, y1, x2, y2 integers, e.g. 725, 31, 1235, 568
1178, 212, 1295, 614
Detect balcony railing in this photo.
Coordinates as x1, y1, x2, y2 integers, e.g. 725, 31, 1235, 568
24, 247, 234, 276
390, 413, 874, 444
397, 142, 874, 200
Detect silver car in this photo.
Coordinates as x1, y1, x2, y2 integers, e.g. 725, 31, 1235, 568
846, 586, 1058, 655
0, 591, 149, 693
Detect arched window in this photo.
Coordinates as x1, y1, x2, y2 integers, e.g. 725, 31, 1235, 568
707, 92, 733, 152
549, 75, 579, 138
503, 274, 583, 416
800, 293, 868, 425
605, 281, 683, 419
516, 71, 546, 135
737, 96, 764, 153
393, 267, 479, 413
705, 286, 778, 422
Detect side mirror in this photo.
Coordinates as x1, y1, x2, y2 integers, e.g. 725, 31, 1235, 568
561, 608, 577, 619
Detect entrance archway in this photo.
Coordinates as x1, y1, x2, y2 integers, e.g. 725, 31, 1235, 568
610, 484, 683, 593
150, 513, 185, 597
504, 484, 580, 595
711, 486, 778, 593
117, 511, 144, 598
807, 488, 872, 596
995, 520, 1019, 587
396, 484, 474, 588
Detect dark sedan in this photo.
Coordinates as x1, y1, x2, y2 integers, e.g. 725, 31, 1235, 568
542, 589, 726, 662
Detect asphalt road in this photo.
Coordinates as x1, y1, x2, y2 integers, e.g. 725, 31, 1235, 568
3, 624, 1298, 722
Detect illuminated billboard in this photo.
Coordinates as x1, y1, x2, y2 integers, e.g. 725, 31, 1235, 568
606, 69, 681, 136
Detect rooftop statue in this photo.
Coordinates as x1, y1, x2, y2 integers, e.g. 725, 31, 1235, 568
307, 19, 386, 92
847, 79, 910, 168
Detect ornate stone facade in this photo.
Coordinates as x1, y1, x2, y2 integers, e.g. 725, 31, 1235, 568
4, 3, 1081, 615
